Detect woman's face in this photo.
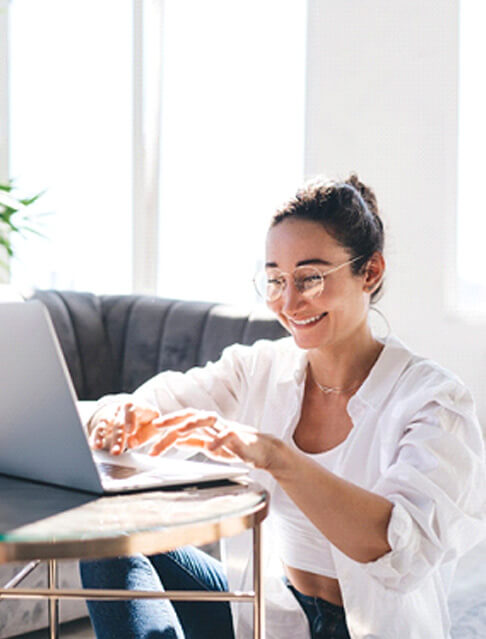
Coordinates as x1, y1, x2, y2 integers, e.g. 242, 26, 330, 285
265, 218, 372, 352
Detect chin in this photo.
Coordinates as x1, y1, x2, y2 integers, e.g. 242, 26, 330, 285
286, 326, 333, 351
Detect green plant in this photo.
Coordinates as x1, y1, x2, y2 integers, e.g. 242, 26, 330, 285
0, 181, 47, 274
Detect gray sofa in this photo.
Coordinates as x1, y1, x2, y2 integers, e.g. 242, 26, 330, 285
0, 290, 285, 638
1, 291, 484, 638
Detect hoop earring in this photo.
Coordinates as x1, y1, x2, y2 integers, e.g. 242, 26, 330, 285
368, 305, 391, 340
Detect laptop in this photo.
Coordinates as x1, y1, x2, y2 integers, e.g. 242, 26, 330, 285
0, 301, 247, 494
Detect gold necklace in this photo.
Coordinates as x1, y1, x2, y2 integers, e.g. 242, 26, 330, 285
310, 367, 361, 395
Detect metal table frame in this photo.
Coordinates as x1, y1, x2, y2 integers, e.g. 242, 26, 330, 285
0, 481, 268, 639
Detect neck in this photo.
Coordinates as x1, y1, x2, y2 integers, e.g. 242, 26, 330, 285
307, 325, 383, 393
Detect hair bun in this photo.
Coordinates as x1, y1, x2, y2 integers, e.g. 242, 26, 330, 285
346, 173, 380, 221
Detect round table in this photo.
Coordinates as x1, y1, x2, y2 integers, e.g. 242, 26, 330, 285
0, 475, 269, 639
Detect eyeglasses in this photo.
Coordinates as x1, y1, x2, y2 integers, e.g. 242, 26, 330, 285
253, 256, 364, 302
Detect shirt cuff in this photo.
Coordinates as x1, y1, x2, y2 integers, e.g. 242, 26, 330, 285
363, 501, 417, 585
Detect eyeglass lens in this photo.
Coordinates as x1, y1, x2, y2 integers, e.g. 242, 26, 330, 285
254, 266, 324, 301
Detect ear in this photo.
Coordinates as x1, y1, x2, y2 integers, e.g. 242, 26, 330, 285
363, 252, 385, 294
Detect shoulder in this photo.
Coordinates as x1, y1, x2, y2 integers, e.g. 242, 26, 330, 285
221, 336, 303, 371
382, 336, 477, 427
396, 339, 470, 404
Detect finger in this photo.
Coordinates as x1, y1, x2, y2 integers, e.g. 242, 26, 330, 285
109, 422, 128, 455
127, 420, 167, 448
174, 415, 219, 434
148, 428, 187, 455
148, 431, 207, 456
203, 444, 239, 461
208, 431, 247, 460
148, 434, 238, 460
124, 403, 137, 434
89, 420, 110, 450
153, 409, 219, 430
131, 404, 160, 426
127, 409, 198, 449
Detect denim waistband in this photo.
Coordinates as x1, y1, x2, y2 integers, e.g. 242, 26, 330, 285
283, 577, 345, 615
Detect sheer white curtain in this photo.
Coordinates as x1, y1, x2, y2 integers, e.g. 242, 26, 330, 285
8, 0, 306, 303
9, 0, 133, 294
154, 0, 307, 305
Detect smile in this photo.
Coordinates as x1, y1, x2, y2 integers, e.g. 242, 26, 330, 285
287, 312, 328, 327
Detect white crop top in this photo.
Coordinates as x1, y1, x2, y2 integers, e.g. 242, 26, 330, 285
272, 433, 346, 579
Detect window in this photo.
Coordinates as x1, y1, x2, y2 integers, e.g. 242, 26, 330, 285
9, 0, 133, 294
8, 0, 306, 304
457, 0, 486, 313
157, 0, 307, 305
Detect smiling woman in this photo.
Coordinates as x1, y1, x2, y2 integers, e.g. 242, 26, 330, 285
80, 174, 486, 639
263, 177, 385, 361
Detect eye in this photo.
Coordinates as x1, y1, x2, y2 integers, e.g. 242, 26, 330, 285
294, 267, 324, 296
302, 274, 322, 284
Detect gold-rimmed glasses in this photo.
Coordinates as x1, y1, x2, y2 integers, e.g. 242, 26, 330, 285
252, 256, 364, 303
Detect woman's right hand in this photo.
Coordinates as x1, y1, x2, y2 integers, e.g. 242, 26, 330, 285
88, 402, 164, 455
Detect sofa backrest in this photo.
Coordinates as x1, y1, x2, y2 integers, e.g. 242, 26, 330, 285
29, 291, 287, 400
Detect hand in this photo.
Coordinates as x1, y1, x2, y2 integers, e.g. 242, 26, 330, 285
148, 409, 283, 471
88, 402, 165, 455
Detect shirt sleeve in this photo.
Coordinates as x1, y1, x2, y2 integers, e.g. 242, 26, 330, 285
85, 342, 253, 436
365, 379, 486, 592
132, 341, 249, 418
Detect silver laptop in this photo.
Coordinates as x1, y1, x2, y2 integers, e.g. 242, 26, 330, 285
0, 301, 247, 494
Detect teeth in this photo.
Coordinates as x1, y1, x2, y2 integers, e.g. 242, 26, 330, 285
291, 312, 327, 326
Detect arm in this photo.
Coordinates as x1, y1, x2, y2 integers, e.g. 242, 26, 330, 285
150, 378, 486, 584
85, 342, 250, 454
362, 386, 486, 591
270, 443, 393, 563
148, 411, 392, 563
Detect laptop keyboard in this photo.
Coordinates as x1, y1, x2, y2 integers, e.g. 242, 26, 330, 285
98, 462, 142, 480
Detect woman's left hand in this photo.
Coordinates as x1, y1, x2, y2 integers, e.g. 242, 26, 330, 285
147, 409, 283, 471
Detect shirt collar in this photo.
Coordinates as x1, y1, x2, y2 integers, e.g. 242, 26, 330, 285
279, 334, 414, 413
349, 334, 414, 412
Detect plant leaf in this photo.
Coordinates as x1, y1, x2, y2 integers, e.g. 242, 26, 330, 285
19, 190, 46, 207
0, 235, 14, 256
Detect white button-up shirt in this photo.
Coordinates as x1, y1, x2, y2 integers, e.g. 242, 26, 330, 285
118, 334, 486, 639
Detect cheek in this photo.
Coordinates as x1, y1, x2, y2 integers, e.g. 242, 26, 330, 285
266, 299, 281, 315
266, 301, 290, 328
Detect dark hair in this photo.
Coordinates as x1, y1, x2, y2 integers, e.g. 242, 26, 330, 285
271, 174, 385, 302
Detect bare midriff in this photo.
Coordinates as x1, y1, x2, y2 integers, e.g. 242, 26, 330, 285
284, 564, 343, 607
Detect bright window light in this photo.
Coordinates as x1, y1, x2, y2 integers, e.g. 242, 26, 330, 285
157, 0, 307, 306
457, 0, 486, 313
9, 0, 133, 294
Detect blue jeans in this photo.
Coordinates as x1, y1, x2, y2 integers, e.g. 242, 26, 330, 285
80, 548, 351, 639
285, 580, 351, 639
79, 547, 235, 639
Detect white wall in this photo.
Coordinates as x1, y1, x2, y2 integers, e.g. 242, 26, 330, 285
305, 0, 486, 428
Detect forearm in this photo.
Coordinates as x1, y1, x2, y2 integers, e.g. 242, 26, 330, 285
269, 440, 393, 563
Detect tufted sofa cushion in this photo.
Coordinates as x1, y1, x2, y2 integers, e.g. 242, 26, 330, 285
30, 291, 287, 400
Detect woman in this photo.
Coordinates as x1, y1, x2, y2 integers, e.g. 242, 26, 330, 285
81, 175, 486, 639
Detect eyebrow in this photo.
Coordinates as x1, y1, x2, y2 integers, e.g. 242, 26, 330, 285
265, 258, 333, 268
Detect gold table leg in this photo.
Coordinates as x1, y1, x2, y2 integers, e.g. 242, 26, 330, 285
48, 559, 59, 639
253, 522, 264, 639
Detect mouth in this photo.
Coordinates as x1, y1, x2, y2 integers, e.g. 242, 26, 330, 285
286, 311, 328, 328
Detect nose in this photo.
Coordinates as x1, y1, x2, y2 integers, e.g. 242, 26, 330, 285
280, 278, 304, 314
